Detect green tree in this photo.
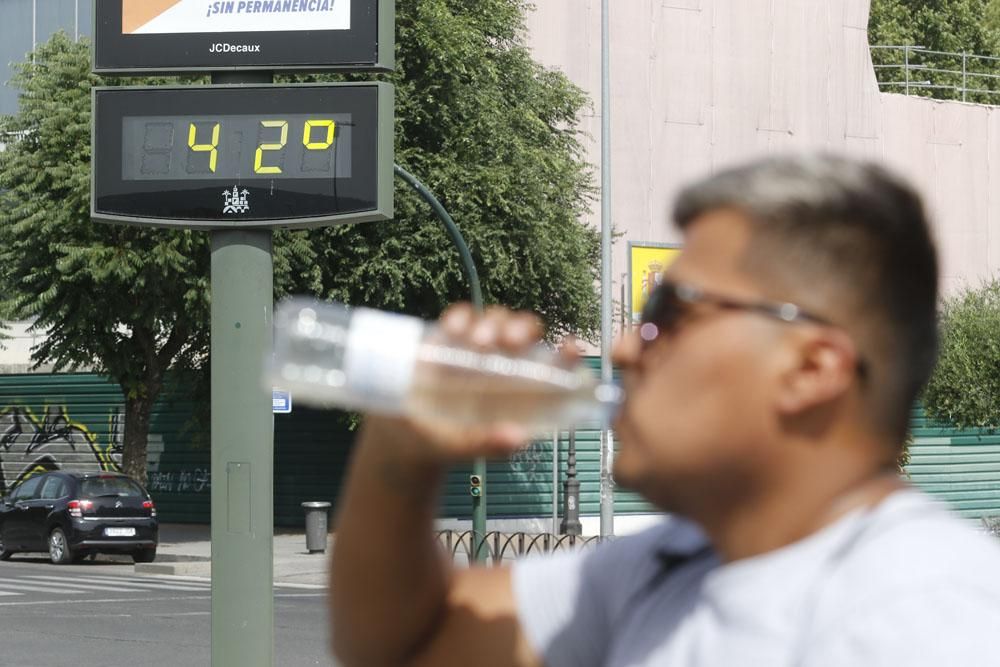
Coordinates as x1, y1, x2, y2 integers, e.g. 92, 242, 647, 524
923, 279, 1000, 430
0, 2, 600, 479
869, 0, 1000, 101
0, 35, 317, 483
295, 0, 601, 335
0, 34, 207, 485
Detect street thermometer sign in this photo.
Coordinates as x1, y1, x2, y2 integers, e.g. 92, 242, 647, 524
91, 83, 394, 229
90, 1, 394, 663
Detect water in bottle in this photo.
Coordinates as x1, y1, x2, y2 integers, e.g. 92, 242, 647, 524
268, 298, 622, 430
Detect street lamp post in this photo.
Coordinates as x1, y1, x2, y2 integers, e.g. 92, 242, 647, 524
560, 429, 582, 536
598, 0, 615, 539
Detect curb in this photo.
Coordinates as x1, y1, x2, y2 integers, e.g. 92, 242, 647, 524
154, 554, 211, 563
136, 561, 212, 576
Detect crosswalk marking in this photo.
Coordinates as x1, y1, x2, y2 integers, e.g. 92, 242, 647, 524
0, 571, 324, 599
12, 577, 155, 593
28, 574, 211, 592
0, 594, 212, 608
0, 581, 87, 595
0, 573, 214, 598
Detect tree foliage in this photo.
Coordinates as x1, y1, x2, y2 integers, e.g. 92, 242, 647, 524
870, 0, 1000, 54
923, 280, 1000, 430
0, 34, 211, 484
293, 0, 601, 337
0, 1, 600, 480
869, 0, 1000, 102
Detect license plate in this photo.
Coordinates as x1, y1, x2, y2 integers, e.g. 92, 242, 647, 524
104, 527, 136, 537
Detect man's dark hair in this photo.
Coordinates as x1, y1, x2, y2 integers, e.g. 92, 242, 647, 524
672, 154, 939, 443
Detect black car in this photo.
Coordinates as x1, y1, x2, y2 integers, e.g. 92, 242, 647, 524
0, 471, 158, 564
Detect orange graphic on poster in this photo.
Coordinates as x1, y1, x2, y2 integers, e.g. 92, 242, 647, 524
122, 0, 183, 34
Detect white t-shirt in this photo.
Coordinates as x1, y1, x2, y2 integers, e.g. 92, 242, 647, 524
513, 489, 1000, 666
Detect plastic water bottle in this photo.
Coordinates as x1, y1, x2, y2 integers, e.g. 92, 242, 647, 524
269, 298, 623, 430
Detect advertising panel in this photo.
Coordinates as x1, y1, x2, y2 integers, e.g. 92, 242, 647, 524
628, 242, 682, 325
93, 0, 393, 73
122, 0, 350, 34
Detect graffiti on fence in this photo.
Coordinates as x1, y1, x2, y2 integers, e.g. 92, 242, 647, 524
509, 441, 547, 483
147, 467, 211, 494
0, 405, 122, 494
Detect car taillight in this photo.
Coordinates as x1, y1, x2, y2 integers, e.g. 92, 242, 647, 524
68, 499, 94, 518
143, 500, 157, 517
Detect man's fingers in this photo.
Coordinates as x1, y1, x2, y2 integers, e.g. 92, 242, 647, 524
499, 312, 544, 351
480, 422, 531, 453
469, 306, 510, 349
441, 304, 545, 354
558, 336, 582, 366
441, 303, 475, 338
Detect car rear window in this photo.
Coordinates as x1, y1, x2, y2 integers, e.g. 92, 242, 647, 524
80, 477, 145, 498
39, 476, 67, 500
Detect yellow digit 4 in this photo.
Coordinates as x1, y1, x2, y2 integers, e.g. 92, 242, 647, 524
188, 122, 220, 172
255, 120, 289, 174
303, 119, 336, 150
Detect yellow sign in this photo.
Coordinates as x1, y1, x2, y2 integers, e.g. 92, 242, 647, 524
629, 243, 682, 324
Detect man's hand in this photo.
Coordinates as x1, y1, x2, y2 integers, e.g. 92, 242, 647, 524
331, 302, 563, 667
360, 302, 577, 465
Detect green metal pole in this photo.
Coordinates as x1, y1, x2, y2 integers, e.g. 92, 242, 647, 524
210, 71, 275, 667
392, 165, 482, 310
211, 229, 274, 666
393, 164, 488, 563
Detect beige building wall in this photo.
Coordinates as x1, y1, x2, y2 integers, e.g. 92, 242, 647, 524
525, 0, 1000, 338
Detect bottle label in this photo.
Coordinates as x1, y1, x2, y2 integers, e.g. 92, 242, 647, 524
344, 308, 423, 411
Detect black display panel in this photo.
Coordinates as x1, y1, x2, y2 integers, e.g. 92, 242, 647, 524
92, 84, 393, 229
93, 0, 393, 73
122, 113, 353, 180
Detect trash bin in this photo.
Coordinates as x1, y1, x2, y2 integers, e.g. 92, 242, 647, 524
301, 501, 331, 554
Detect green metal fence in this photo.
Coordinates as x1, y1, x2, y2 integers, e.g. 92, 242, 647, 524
3, 372, 999, 525
907, 406, 1000, 520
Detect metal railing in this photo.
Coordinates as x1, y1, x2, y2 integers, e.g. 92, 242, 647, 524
436, 530, 606, 566
871, 45, 1000, 103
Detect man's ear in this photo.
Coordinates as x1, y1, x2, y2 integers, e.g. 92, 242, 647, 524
775, 328, 859, 415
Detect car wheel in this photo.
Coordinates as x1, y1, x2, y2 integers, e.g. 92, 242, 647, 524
133, 548, 156, 564
0, 533, 13, 561
48, 527, 73, 565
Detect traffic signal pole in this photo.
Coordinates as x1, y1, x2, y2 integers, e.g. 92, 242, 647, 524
392, 165, 488, 562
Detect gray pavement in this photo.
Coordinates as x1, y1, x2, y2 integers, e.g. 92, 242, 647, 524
0, 559, 333, 667
140, 523, 331, 587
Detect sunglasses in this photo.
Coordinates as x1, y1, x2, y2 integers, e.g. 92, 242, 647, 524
639, 280, 869, 380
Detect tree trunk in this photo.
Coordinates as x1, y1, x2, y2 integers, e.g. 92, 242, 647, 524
121, 394, 155, 487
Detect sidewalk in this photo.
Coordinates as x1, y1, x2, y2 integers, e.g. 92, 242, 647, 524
137, 523, 330, 587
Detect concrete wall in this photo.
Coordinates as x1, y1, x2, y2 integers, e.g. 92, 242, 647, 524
0, 321, 50, 374
524, 0, 1000, 311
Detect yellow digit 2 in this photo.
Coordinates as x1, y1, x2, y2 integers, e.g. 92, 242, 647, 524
303, 120, 336, 150
188, 122, 220, 172
255, 120, 289, 174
